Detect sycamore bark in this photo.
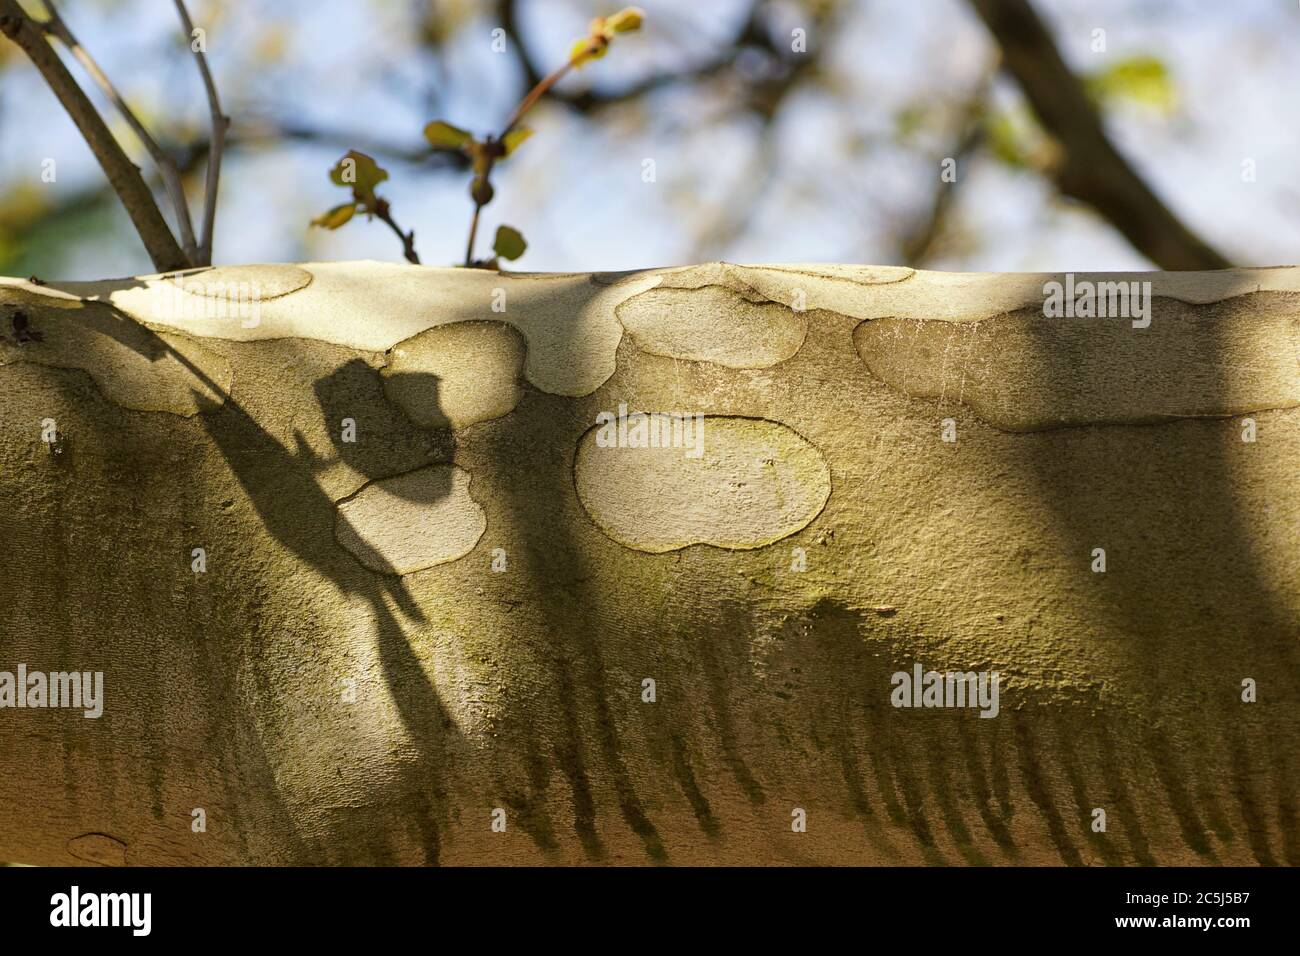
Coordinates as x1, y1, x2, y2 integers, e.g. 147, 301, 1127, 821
0, 261, 1297, 866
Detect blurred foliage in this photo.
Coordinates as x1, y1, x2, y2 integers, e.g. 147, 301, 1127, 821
894, 51, 1173, 174
0, 181, 118, 276
1084, 55, 1175, 113
984, 54, 1173, 172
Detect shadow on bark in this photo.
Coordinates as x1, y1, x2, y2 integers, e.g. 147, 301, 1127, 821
949, 283, 1300, 865
471, 280, 668, 863
83, 304, 463, 864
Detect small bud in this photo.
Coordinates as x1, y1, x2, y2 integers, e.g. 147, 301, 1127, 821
605, 7, 644, 34
569, 36, 606, 68
471, 176, 495, 206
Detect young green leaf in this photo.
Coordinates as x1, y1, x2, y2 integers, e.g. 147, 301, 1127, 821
985, 112, 1028, 169
569, 36, 607, 68
424, 120, 474, 150
570, 7, 642, 68
329, 150, 388, 205
492, 224, 527, 261
311, 202, 358, 230
604, 7, 644, 34
501, 126, 533, 157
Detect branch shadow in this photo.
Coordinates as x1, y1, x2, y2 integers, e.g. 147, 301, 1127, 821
469, 280, 669, 863
921, 277, 1300, 865
83, 302, 463, 864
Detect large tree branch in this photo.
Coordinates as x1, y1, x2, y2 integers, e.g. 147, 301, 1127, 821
968, 0, 1231, 270
2, 263, 1297, 865
0, 0, 188, 272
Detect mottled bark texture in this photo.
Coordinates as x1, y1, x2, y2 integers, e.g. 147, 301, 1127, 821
1, 262, 1297, 865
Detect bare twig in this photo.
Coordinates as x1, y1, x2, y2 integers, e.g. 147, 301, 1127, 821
0, 0, 188, 271
500, 58, 577, 140
39, 0, 199, 262
464, 204, 482, 266
460, 50, 585, 266
0, 122, 470, 272
173, 0, 227, 266
374, 199, 420, 264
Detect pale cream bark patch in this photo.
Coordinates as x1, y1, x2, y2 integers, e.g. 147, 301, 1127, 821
382, 321, 526, 429
0, 290, 231, 416
334, 464, 486, 574
163, 264, 314, 299
57, 263, 661, 397
574, 416, 831, 552
28, 261, 1300, 408
616, 284, 807, 368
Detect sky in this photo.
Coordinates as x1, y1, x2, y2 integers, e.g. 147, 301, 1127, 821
1, 0, 1297, 278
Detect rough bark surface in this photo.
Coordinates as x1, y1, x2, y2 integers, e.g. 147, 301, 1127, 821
0, 261, 1297, 866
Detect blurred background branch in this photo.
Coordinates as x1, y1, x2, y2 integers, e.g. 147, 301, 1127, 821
967, 0, 1230, 270
1, 0, 1290, 277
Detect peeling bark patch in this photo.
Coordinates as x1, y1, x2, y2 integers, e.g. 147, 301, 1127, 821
335, 465, 486, 573
67, 832, 127, 866
165, 264, 313, 299
723, 263, 917, 318
574, 416, 831, 552
383, 321, 525, 429
616, 285, 807, 368
94, 264, 653, 397
0, 303, 232, 416
741, 263, 917, 287
852, 294, 1300, 431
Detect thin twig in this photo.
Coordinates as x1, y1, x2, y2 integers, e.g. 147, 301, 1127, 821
173, 0, 227, 266
496, 0, 728, 116
39, 0, 199, 262
375, 200, 420, 264
463, 49, 586, 264
0, 0, 188, 271
499, 58, 577, 139
464, 203, 482, 267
